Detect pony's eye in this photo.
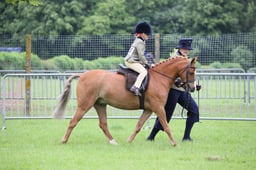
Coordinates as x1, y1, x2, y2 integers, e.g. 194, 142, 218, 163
189, 72, 194, 76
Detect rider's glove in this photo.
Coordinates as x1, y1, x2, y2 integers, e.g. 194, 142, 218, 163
196, 84, 201, 91
174, 79, 182, 88
145, 64, 151, 69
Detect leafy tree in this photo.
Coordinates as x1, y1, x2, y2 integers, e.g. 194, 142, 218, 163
151, 2, 185, 34
182, 0, 242, 35
79, 0, 135, 35
1, 0, 256, 36
238, 1, 256, 32
125, 0, 180, 34
6, 0, 39, 6
77, 15, 111, 35
1, 1, 89, 36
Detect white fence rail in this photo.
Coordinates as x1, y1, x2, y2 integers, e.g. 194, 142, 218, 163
1, 72, 256, 129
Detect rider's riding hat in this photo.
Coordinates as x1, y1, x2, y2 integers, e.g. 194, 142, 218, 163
176, 38, 193, 50
134, 22, 152, 36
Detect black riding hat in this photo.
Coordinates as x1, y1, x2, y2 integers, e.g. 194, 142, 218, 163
134, 22, 152, 36
176, 38, 193, 50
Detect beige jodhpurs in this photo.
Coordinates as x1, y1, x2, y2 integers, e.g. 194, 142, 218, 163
125, 61, 147, 88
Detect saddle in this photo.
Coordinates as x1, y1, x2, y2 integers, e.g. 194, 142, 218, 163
117, 64, 150, 109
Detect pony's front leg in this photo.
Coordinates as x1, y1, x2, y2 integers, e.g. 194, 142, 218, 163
127, 110, 152, 143
157, 111, 177, 146
94, 104, 118, 145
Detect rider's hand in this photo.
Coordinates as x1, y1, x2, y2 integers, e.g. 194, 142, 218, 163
145, 64, 150, 69
174, 79, 182, 87
196, 84, 201, 91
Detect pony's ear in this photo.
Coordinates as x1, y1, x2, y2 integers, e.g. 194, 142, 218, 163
191, 57, 197, 64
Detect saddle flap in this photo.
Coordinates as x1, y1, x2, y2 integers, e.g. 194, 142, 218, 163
117, 64, 149, 91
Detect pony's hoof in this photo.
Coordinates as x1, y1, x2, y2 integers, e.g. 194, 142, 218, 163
109, 139, 118, 145
61, 138, 67, 144
127, 138, 133, 143
172, 141, 177, 147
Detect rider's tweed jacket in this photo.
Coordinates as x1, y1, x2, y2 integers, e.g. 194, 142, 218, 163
171, 51, 186, 92
125, 37, 148, 65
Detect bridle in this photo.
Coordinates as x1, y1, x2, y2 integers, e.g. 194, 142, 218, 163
177, 61, 196, 92
151, 60, 196, 92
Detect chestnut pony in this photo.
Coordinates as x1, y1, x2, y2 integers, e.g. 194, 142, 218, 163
53, 56, 197, 146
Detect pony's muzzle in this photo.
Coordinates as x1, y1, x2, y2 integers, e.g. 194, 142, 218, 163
184, 83, 195, 92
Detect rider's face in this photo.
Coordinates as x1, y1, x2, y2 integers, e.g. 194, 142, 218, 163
142, 33, 149, 40
179, 48, 190, 56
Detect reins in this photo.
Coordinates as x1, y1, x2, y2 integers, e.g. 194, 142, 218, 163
150, 60, 196, 85
150, 68, 175, 80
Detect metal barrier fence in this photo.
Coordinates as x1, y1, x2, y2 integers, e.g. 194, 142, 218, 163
0, 70, 61, 104
1, 72, 256, 130
197, 68, 245, 73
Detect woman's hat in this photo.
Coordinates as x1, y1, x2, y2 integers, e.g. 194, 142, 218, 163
176, 38, 193, 50
134, 22, 152, 36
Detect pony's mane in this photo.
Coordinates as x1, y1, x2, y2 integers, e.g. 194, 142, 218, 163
153, 56, 188, 67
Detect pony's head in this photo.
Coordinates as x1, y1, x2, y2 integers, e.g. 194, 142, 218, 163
177, 57, 197, 92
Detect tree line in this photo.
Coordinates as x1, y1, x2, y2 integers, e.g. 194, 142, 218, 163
1, 0, 256, 71
1, 0, 256, 37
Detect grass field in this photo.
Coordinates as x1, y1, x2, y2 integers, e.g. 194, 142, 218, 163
0, 119, 255, 170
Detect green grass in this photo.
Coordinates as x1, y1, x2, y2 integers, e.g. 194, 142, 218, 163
0, 119, 255, 170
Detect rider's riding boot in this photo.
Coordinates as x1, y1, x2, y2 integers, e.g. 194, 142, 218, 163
147, 127, 160, 141
182, 119, 194, 142
130, 86, 141, 96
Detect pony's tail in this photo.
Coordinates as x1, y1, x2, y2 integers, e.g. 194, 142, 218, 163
52, 74, 81, 119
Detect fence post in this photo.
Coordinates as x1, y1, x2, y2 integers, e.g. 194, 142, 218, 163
154, 33, 160, 63
1, 75, 6, 130
25, 35, 31, 116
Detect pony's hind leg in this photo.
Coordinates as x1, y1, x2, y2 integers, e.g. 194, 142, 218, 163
62, 106, 86, 144
127, 110, 152, 143
94, 104, 117, 145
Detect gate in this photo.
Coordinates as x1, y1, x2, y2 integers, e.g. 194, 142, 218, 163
1, 72, 256, 130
